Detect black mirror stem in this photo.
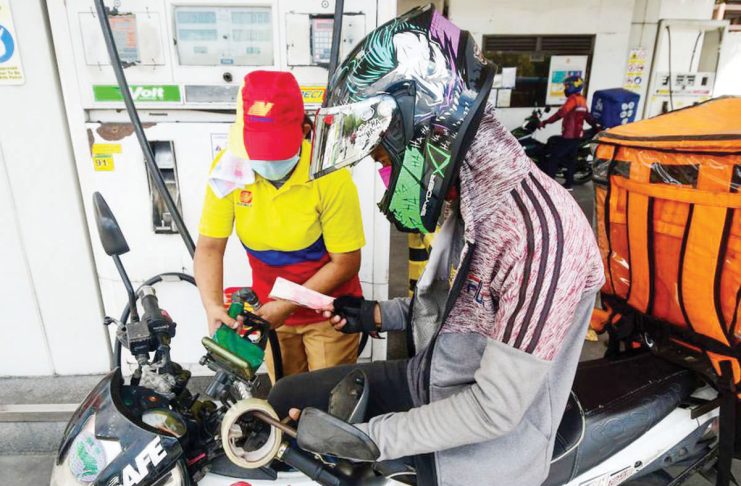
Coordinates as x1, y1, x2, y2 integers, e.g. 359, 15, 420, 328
113, 254, 139, 323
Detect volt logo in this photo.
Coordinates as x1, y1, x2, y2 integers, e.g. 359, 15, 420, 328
131, 86, 164, 101
121, 437, 168, 486
92, 85, 182, 103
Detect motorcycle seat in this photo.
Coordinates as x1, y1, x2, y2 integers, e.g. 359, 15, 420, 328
543, 352, 698, 485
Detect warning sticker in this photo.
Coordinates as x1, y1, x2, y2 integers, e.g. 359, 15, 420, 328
0, 0, 24, 85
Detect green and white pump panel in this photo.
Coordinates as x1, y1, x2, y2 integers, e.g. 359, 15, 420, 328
46, 0, 398, 372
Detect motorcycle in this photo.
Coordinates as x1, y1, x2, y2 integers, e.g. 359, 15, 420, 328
52, 193, 724, 486
511, 107, 598, 186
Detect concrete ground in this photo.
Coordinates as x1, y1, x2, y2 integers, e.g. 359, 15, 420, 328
1, 183, 736, 485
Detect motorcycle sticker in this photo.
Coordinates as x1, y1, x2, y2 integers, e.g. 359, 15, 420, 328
121, 437, 168, 486
69, 431, 107, 482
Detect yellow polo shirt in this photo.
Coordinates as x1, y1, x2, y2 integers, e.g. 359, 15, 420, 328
199, 140, 365, 254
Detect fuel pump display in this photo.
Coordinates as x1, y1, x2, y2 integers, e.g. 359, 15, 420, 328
174, 6, 274, 67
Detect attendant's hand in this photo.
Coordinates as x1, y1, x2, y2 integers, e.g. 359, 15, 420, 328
255, 300, 296, 329
205, 303, 241, 336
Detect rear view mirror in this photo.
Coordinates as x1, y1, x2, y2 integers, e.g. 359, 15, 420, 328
297, 408, 380, 461
328, 369, 369, 424
92, 192, 129, 256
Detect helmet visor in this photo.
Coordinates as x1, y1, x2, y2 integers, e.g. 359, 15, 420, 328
309, 95, 398, 179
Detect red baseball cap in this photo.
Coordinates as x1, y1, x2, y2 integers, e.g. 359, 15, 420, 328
239, 71, 304, 160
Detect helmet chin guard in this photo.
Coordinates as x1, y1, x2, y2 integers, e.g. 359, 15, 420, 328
315, 5, 495, 233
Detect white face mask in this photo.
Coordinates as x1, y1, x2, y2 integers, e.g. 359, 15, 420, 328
250, 153, 300, 181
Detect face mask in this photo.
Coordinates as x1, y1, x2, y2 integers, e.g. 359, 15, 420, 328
250, 153, 300, 181
378, 165, 393, 188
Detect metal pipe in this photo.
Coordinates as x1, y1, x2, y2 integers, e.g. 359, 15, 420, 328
252, 410, 298, 439
93, 0, 195, 257
324, 0, 345, 106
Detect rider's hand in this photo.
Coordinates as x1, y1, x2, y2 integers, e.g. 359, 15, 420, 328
255, 300, 296, 329
538, 121, 546, 129
205, 303, 241, 336
322, 296, 380, 334
289, 408, 302, 421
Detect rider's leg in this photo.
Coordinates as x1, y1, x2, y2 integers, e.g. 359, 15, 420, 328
268, 359, 437, 484
545, 136, 564, 178
267, 359, 413, 419
563, 139, 579, 188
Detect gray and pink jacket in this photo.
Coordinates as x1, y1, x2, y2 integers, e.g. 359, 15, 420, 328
358, 105, 604, 485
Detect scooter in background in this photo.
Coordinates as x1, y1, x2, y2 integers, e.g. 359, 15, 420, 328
51, 193, 723, 486
511, 106, 598, 186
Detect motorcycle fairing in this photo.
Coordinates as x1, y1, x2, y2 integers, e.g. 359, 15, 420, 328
57, 369, 183, 486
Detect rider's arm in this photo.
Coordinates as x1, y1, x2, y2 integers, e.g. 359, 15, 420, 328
378, 298, 411, 331
357, 337, 553, 460
542, 96, 576, 125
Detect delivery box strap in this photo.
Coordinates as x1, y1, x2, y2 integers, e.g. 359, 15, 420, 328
603, 295, 741, 361
610, 176, 741, 208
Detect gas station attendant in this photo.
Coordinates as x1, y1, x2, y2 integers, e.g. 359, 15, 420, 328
194, 71, 366, 379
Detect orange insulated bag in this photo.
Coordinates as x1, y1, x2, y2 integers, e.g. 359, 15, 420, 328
592, 97, 741, 463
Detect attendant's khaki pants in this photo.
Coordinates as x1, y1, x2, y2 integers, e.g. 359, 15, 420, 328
264, 320, 359, 382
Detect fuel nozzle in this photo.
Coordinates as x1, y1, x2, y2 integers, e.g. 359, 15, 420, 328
227, 288, 261, 320
238, 288, 261, 311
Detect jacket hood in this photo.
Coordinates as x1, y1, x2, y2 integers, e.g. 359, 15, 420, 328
458, 104, 532, 242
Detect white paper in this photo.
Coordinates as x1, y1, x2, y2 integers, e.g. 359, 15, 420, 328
501, 67, 517, 88
496, 89, 511, 108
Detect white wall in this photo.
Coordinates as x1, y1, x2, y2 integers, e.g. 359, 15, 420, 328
447, 0, 636, 134
0, 0, 109, 375
715, 31, 741, 96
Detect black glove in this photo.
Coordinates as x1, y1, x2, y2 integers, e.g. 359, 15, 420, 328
332, 296, 378, 334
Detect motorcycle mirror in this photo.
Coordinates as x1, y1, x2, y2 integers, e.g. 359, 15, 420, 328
92, 192, 130, 256
328, 369, 369, 424
296, 408, 380, 461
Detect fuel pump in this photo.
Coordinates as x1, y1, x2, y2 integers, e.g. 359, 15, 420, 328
46, 0, 397, 372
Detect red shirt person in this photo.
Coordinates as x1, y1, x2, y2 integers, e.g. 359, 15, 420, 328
540, 75, 597, 189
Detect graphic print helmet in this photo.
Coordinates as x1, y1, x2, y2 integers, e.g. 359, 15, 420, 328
563, 75, 585, 96
309, 5, 495, 233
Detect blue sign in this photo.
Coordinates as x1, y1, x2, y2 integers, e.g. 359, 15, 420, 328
0, 23, 15, 64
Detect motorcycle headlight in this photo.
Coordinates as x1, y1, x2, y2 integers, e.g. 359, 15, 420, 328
142, 409, 187, 438
51, 415, 121, 485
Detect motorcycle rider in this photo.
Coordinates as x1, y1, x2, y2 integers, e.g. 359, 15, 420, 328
539, 75, 598, 190
268, 6, 604, 485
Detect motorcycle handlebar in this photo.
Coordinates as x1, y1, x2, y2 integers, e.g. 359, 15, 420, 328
139, 286, 161, 320
279, 447, 350, 486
